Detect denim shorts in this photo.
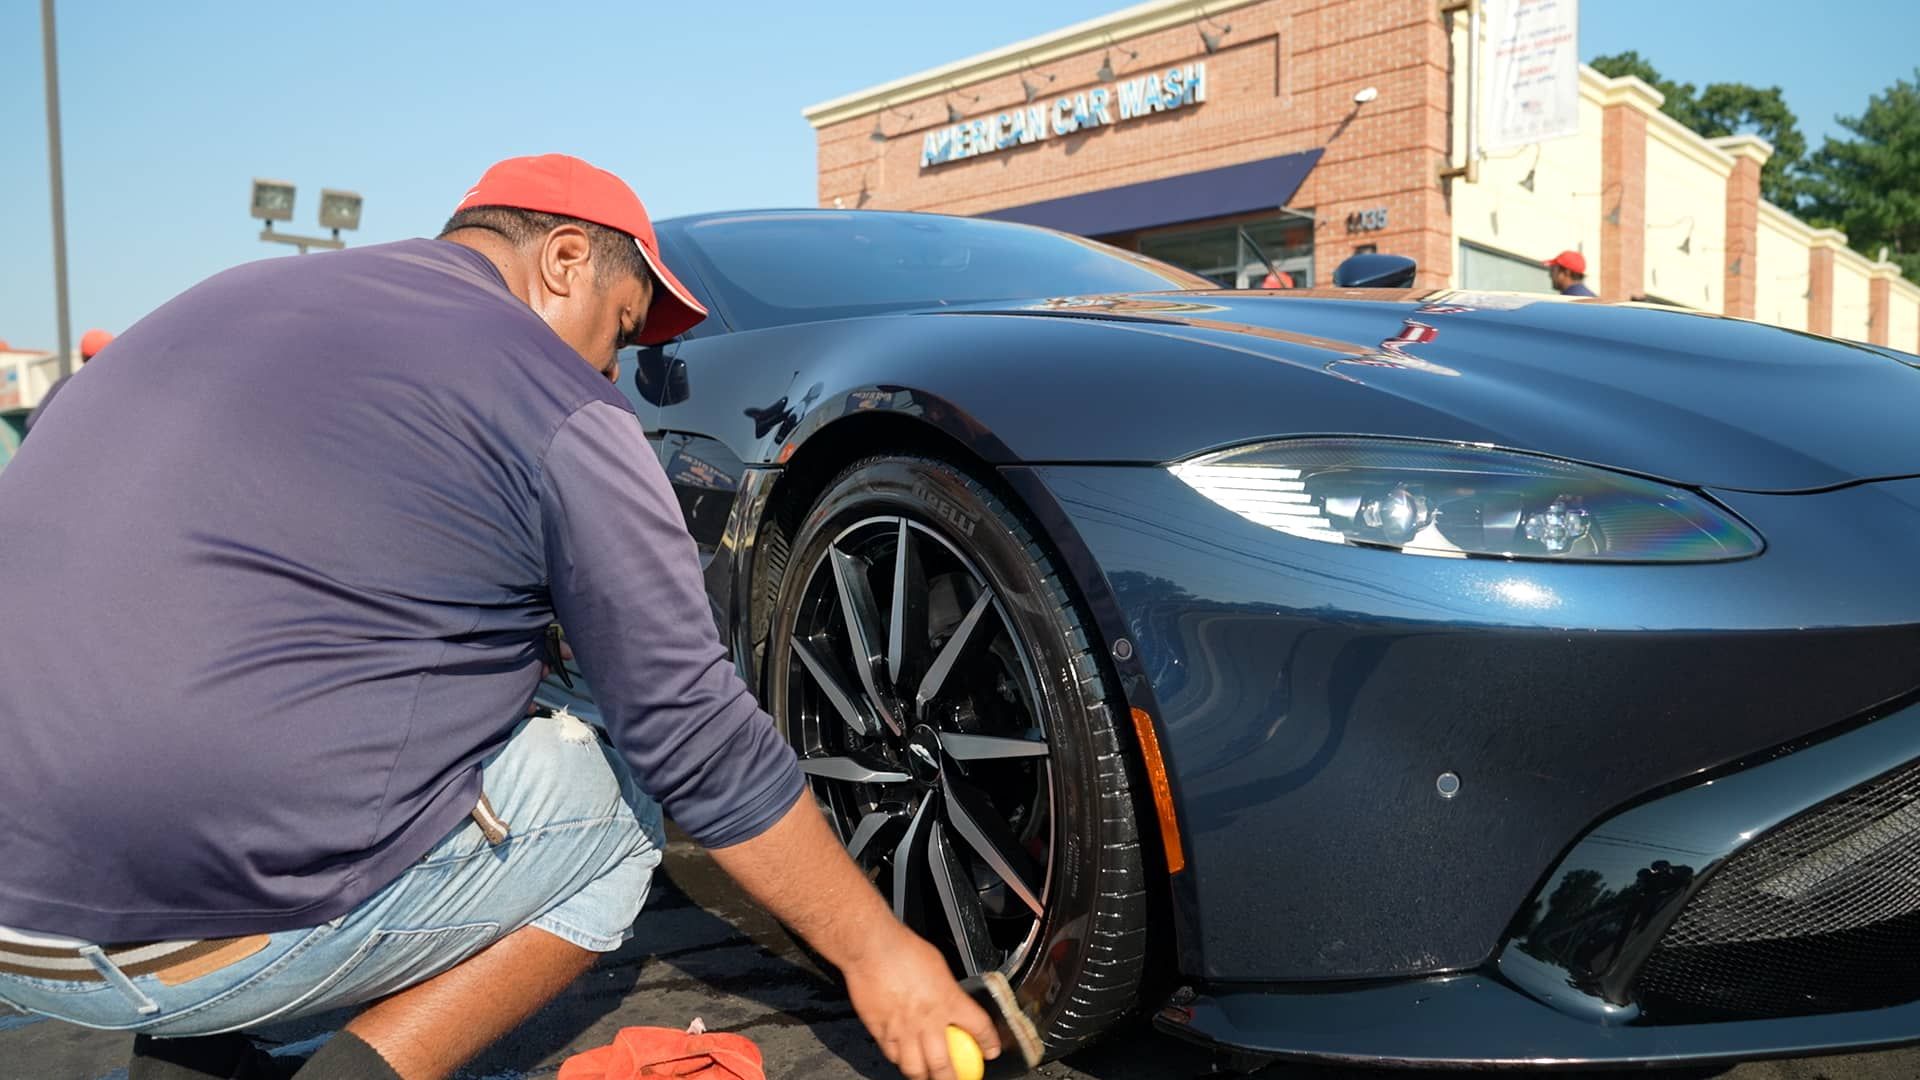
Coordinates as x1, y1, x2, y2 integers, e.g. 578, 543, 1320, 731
0, 711, 664, 1037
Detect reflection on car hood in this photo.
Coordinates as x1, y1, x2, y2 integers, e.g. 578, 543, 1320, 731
951, 288, 1920, 493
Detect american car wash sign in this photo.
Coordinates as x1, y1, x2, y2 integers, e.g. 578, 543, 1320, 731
920, 63, 1208, 169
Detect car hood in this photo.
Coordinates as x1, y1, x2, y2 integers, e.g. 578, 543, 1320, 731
961, 288, 1920, 493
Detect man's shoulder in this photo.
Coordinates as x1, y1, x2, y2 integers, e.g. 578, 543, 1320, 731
342, 243, 635, 429
299, 238, 504, 293
175, 239, 503, 324
163, 237, 631, 437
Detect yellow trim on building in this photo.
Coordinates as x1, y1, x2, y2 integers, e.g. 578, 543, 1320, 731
1887, 272, 1920, 305
1709, 135, 1774, 167
1597, 74, 1665, 114
1577, 65, 1613, 101
1759, 201, 1817, 244
1644, 112, 1736, 179
1836, 248, 1877, 276
1808, 227, 1851, 252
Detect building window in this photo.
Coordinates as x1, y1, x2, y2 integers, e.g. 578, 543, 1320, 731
1459, 240, 1553, 293
1126, 215, 1315, 288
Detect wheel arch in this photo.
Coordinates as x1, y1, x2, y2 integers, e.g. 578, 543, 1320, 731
744, 408, 1188, 996
745, 411, 998, 695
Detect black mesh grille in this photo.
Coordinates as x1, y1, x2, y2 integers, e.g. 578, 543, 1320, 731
1638, 756, 1920, 1021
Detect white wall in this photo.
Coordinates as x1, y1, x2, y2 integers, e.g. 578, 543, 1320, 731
1755, 205, 1810, 331
1641, 123, 1730, 312
1890, 282, 1920, 353
1832, 253, 1873, 343
1451, 79, 1605, 290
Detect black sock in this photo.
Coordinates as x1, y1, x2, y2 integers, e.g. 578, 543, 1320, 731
130, 1033, 302, 1080
291, 1031, 402, 1080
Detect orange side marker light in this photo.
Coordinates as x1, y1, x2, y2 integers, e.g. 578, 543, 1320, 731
1130, 707, 1186, 874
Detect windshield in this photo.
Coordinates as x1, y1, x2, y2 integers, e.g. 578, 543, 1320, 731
665, 211, 1211, 333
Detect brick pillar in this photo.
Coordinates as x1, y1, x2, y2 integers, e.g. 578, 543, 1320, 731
1712, 136, 1771, 319
1866, 263, 1904, 346
1869, 275, 1892, 345
1308, 0, 1454, 290
1808, 231, 1842, 337
1599, 79, 1659, 302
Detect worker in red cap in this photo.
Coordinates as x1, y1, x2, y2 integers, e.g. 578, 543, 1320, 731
1544, 250, 1596, 297
21, 327, 112, 438
0, 154, 996, 1080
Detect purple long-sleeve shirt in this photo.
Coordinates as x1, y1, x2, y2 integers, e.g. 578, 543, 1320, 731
0, 239, 802, 943
22, 370, 74, 436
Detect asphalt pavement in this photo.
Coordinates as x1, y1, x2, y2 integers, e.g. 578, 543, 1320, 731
3, 836, 1917, 1080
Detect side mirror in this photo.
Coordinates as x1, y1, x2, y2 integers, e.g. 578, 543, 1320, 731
1333, 253, 1418, 289
633, 344, 689, 407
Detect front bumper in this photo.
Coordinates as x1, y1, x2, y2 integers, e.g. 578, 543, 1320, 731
1017, 465, 1920, 984
1154, 692, 1920, 1068
1154, 975, 1920, 1070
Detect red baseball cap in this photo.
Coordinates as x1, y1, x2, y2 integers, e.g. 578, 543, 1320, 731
80, 328, 114, 359
1543, 250, 1587, 276
456, 154, 706, 345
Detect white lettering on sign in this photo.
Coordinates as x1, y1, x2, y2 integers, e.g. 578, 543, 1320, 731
1052, 96, 1075, 137
920, 63, 1208, 168
1118, 63, 1207, 119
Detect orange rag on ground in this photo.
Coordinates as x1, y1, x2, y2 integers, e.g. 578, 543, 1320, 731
558, 1026, 764, 1080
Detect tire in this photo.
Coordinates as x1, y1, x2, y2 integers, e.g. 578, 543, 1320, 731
764, 454, 1149, 1056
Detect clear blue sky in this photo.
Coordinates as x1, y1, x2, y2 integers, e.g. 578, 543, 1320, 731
2, 0, 1915, 350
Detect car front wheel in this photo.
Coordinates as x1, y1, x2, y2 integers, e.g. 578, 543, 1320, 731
765, 454, 1151, 1056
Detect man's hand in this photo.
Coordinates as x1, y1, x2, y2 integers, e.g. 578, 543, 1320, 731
707, 794, 1002, 1080
843, 924, 999, 1080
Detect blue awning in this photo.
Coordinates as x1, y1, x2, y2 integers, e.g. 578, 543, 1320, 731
979, 148, 1324, 237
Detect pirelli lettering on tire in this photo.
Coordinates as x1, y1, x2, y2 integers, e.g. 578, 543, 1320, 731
912, 481, 979, 538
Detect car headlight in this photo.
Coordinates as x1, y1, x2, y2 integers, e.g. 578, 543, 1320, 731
1169, 438, 1762, 562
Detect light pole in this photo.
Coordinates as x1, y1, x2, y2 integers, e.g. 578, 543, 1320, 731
41, 0, 72, 379
252, 180, 362, 254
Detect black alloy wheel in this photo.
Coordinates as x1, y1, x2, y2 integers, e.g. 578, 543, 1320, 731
766, 456, 1151, 1055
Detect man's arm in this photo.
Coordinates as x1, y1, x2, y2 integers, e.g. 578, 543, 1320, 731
539, 403, 999, 1080
709, 794, 1001, 1080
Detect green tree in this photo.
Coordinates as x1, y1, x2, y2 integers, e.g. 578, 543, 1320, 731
1805, 70, 1920, 281
1589, 51, 1809, 208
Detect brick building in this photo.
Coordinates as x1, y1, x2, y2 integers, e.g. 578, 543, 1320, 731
804, 0, 1920, 349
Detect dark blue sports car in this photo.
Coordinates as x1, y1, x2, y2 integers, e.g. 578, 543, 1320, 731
540, 209, 1920, 1071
